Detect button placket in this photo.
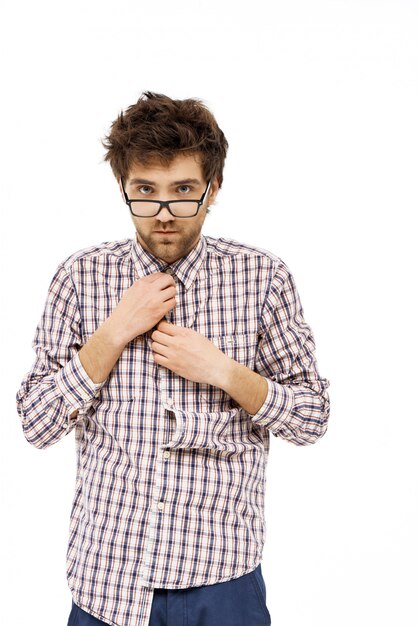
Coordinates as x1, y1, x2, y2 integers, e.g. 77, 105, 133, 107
140, 521, 159, 579
163, 266, 177, 322
139, 420, 175, 582
139, 434, 167, 582
141, 266, 177, 583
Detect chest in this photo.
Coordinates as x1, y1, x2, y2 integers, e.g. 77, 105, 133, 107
78, 268, 264, 410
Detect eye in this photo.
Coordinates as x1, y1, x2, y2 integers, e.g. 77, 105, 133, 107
137, 185, 153, 194
177, 185, 191, 193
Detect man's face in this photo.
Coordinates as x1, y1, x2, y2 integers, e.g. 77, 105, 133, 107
119, 153, 219, 264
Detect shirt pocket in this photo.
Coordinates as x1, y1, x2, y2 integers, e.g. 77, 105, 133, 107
197, 331, 260, 409
211, 331, 259, 366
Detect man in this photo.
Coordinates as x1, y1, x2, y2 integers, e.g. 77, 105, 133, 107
16, 91, 330, 626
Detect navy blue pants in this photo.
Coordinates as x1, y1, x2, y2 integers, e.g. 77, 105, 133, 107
67, 564, 271, 625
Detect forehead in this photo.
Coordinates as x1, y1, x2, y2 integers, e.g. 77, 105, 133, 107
127, 153, 204, 185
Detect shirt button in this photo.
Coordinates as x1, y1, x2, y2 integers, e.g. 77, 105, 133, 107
164, 267, 174, 275
157, 501, 164, 510
259, 419, 268, 425
163, 451, 171, 459
166, 397, 174, 405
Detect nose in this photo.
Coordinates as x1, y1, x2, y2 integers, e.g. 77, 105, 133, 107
156, 206, 176, 223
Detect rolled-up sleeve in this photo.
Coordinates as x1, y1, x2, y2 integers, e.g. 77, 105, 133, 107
16, 261, 107, 449
249, 261, 331, 446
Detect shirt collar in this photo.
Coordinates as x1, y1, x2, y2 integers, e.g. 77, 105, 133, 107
130, 232, 207, 291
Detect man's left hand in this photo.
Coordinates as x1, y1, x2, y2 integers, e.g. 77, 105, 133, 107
150, 320, 230, 387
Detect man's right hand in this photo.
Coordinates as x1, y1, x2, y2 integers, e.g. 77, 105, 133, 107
108, 272, 177, 347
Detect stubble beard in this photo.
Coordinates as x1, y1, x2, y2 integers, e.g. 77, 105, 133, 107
136, 227, 201, 264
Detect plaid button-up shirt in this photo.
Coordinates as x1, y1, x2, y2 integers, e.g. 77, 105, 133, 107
16, 233, 330, 626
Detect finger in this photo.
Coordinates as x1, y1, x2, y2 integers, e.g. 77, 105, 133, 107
151, 341, 170, 357
151, 329, 172, 345
152, 352, 169, 367
156, 274, 176, 288
143, 272, 174, 286
156, 320, 177, 334
142, 272, 164, 283
162, 287, 176, 302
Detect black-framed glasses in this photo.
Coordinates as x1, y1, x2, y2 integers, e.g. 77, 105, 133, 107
120, 177, 212, 218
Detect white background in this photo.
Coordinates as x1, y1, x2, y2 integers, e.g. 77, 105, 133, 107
1, 1, 417, 625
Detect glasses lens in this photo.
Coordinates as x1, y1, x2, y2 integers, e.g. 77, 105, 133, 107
130, 202, 199, 217
170, 202, 199, 216
130, 202, 161, 217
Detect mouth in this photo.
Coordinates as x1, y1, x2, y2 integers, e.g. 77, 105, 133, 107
154, 231, 178, 235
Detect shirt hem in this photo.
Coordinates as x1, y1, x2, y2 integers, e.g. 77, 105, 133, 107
139, 557, 264, 589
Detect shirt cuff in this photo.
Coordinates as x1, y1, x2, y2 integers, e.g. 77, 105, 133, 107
55, 351, 107, 424
248, 377, 295, 434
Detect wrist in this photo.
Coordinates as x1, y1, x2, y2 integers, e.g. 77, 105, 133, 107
210, 354, 238, 390
213, 358, 269, 416
99, 316, 129, 351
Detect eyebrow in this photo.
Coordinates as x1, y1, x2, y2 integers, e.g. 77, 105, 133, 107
128, 177, 202, 187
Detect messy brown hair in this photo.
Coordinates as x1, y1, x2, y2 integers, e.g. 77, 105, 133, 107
101, 91, 228, 213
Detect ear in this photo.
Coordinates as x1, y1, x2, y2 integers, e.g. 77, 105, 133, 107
118, 177, 124, 199
208, 178, 220, 205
